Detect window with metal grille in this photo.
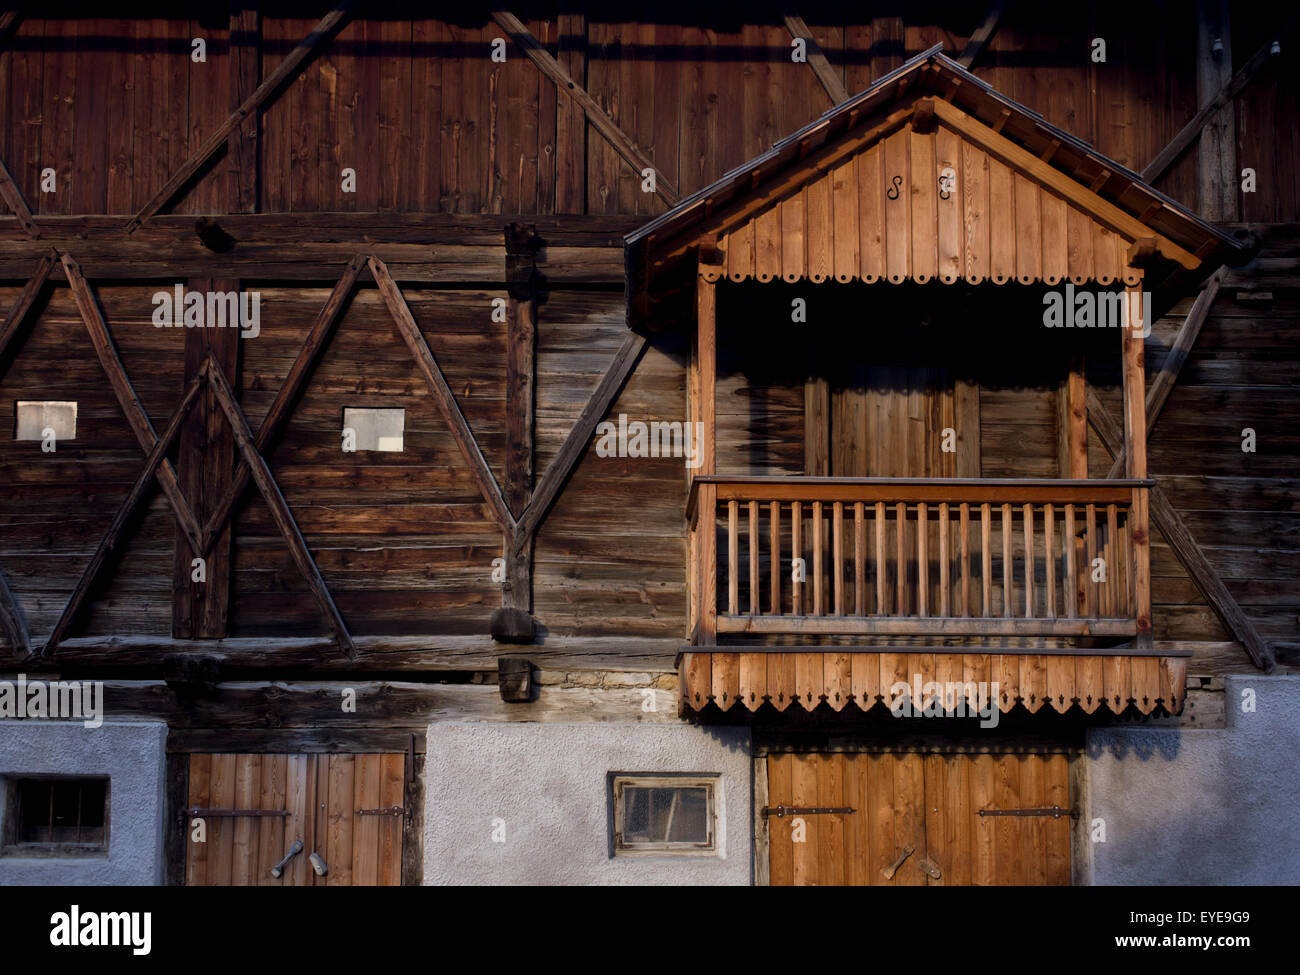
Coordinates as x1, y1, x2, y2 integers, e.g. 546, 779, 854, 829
2, 777, 109, 855
610, 774, 718, 856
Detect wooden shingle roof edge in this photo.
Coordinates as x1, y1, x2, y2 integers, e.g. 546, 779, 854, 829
624, 44, 1252, 329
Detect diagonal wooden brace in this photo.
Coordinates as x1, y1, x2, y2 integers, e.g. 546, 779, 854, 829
205, 356, 356, 659
43, 363, 210, 654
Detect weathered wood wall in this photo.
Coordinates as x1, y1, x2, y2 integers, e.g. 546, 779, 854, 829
1, 4, 1296, 220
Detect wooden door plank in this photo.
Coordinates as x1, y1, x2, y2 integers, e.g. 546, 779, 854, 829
353, 754, 381, 886
378, 753, 405, 886
326, 754, 356, 887
970, 753, 996, 885
209, 753, 237, 887
924, 753, 947, 886
186, 754, 212, 886
871, 752, 896, 886
1021, 756, 1049, 885
285, 754, 310, 887
256, 754, 287, 887
1045, 753, 1072, 885
895, 753, 925, 886
790, 754, 819, 886
231, 754, 259, 886
767, 755, 793, 886
992, 753, 1020, 886
817, 754, 846, 887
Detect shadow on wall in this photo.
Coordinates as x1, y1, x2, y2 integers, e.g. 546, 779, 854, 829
1085, 675, 1300, 885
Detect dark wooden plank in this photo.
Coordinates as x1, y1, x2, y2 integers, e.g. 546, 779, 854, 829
126, 2, 355, 232
227, 1, 261, 214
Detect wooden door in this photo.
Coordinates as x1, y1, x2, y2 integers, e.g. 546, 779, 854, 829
185, 753, 405, 886
765, 751, 1071, 886
830, 366, 958, 477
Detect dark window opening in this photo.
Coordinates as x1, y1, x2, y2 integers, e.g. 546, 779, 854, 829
3, 777, 109, 855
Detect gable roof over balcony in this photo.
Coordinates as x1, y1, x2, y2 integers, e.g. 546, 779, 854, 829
624, 45, 1248, 329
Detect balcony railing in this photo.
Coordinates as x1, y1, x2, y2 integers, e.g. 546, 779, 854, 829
686, 476, 1154, 641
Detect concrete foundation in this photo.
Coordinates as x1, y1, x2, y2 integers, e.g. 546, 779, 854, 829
0, 719, 167, 885
424, 722, 752, 885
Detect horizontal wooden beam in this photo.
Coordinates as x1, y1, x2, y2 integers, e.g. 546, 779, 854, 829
126, 1, 355, 233
1087, 389, 1273, 671
716, 616, 1138, 637
21, 635, 679, 675
492, 9, 680, 206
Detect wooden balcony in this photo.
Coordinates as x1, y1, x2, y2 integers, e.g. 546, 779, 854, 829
686, 476, 1154, 642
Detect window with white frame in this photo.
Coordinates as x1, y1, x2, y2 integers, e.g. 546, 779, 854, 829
610, 774, 718, 856
14, 401, 76, 442
341, 407, 405, 452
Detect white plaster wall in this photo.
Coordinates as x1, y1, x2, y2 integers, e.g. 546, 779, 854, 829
0, 720, 167, 885
1085, 675, 1300, 885
425, 722, 752, 885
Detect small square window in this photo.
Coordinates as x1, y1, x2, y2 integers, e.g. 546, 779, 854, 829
342, 407, 404, 452
2, 777, 109, 856
15, 401, 76, 442
610, 774, 718, 856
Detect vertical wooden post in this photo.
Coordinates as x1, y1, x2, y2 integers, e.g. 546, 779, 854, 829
227, 1, 261, 214
555, 7, 586, 214
495, 225, 539, 642
1196, 0, 1237, 221
804, 378, 830, 475
693, 260, 719, 642
173, 279, 239, 638
1123, 278, 1153, 647
1057, 350, 1087, 615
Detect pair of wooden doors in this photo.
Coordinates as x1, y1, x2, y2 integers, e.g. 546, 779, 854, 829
764, 751, 1072, 885
185, 753, 405, 886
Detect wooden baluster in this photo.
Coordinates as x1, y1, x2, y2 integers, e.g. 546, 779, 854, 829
833, 501, 844, 616
1064, 504, 1077, 619
980, 502, 992, 617
959, 502, 970, 617
728, 500, 739, 616
1085, 503, 1098, 618
1023, 503, 1035, 618
749, 500, 760, 616
1001, 502, 1014, 617
875, 502, 886, 615
1044, 503, 1056, 619
939, 503, 950, 618
854, 501, 865, 615
895, 501, 907, 616
770, 501, 780, 616
917, 502, 929, 617
1122, 505, 1133, 618
792, 501, 802, 615
813, 500, 824, 616
1106, 503, 1118, 618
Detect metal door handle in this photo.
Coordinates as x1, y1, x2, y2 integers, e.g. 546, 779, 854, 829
270, 839, 302, 879
881, 845, 914, 880
309, 851, 328, 877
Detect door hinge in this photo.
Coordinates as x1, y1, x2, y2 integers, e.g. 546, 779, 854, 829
185, 808, 288, 818
978, 805, 1078, 819
356, 805, 408, 817
761, 805, 855, 818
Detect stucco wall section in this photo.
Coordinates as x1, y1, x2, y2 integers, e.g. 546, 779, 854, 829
0, 720, 167, 885
425, 722, 752, 885
1085, 675, 1300, 885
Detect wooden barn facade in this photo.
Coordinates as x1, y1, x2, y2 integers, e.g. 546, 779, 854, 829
0, 2, 1297, 886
